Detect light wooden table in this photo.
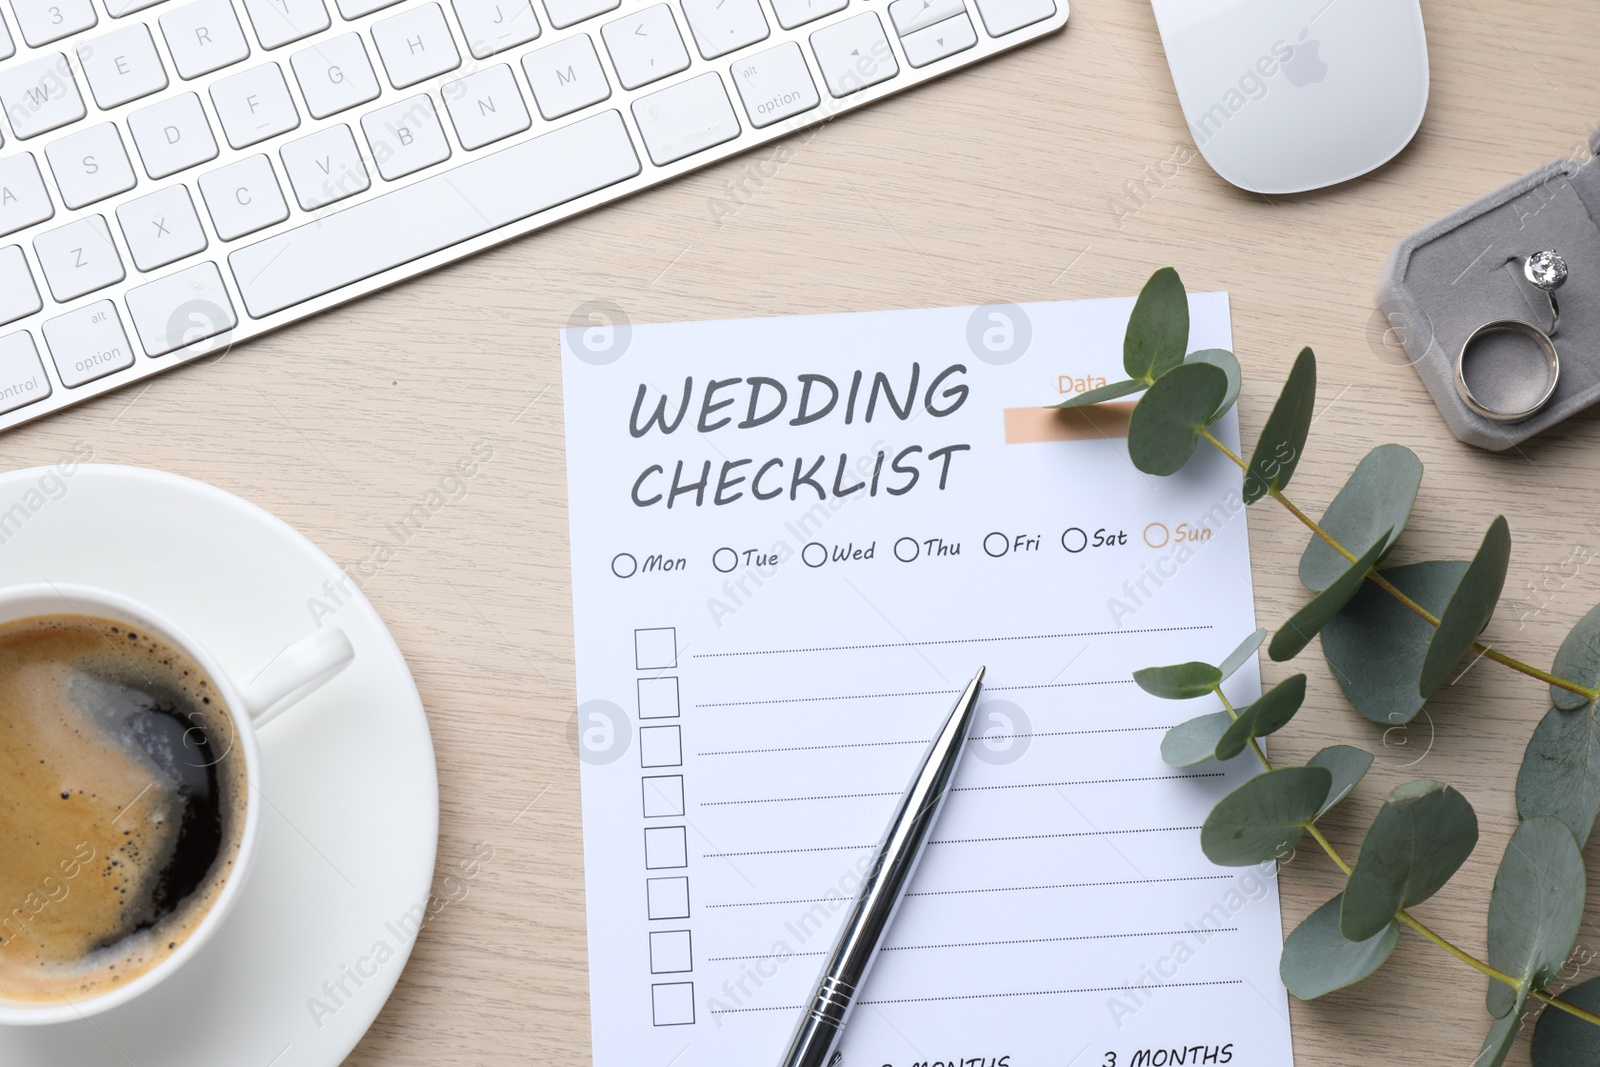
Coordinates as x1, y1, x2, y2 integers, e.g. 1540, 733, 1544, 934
7, 1, 1599, 1062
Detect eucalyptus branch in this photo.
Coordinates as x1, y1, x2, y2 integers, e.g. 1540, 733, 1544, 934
1194, 428, 1598, 700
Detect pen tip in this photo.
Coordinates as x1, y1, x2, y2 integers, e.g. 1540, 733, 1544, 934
972, 666, 986, 683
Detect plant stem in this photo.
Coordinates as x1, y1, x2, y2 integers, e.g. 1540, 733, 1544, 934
1194, 426, 1600, 1026
1534, 989, 1600, 1028
1193, 428, 1599, 701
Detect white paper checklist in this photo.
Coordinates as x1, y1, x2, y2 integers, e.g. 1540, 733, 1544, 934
562, 294, 1295, 1067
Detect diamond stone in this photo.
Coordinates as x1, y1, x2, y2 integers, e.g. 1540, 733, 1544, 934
1526, 250, 1568, 291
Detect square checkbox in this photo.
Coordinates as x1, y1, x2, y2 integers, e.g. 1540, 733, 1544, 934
649, 930, 693, 974
637, 676, 681, 719
643, 775, 686, 818
651, 981, 695, 1026
640, 725, 683, 768
644, 826, 688, 869
635, 628, 678, 670
646, 876, 690, 919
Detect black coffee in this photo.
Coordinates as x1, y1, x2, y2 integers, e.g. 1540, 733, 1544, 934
0, 616, 247, 1003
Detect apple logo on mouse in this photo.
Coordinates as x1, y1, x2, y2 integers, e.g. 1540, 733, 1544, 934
1281, 28, 1328, 88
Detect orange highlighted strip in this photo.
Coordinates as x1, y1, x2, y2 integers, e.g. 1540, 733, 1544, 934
1004, 404, 1134, 444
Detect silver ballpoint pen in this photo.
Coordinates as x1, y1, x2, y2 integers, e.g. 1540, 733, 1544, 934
777, 666, 986, 1067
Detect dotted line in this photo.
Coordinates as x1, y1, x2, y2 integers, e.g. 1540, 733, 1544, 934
701, 825, 1199, 858
697, 725, 1171, 759
881, 929, 1236, 953
908, 874, 1232, 898
703, 873, 1232, 908
704, 928, 1236, 962
694, 624, 1213, 659
699, 774, 1220, 807
694, 678, 1136, 710
708, 980, 1244, 1014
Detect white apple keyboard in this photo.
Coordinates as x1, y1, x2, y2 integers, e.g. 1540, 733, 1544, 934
0, 0, 1066, 429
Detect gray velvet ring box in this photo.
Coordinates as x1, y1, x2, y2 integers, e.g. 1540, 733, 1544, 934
1378, 127, 1600, 450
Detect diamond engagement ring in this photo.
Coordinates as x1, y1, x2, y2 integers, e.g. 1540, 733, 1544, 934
1507, 250, 1567, 334
1456, 319, 1560, 423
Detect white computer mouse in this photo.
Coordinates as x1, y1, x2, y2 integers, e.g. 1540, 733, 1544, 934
1150, 0, 1430, 194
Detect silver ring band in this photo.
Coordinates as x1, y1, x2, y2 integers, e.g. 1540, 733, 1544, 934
1456, 319, 1560, 423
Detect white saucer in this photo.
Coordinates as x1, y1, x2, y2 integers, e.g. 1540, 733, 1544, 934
0, 465, 438, 1067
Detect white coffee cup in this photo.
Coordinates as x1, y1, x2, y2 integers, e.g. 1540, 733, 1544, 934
0, 583, 355, 1026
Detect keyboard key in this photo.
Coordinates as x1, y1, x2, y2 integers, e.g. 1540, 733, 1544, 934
279, 123, 369, 208
116, 184, 207, 270
161, 0, 251, 80
230, 109, 640, 317
541, 0, 615, 29
887, 0, 962, 34
0, 246, 42, 326
42, 300, 134, 387
899, 12, 973, 66
240, 0, 328, 50
372, 4, 461, 89
601, 5, 688, 90
292, 33, 381, 119
0, 13, 13, 59
681, 0, 767, 60
105, 0, 170, 17
11, 0, 95, 47
442, 64, 529, 150
210, 63, 300, 148
77, 25, 169, 109
125, 262, 237, 356
521, 33, 608, 119
810, 12, 896, 97
128, 92, 219, 177
971, 0, 1050, 35
631, 71, 738, 165
452, 0, 540, 59
33, 215, 125, 301
729, 41, 817, 128
0, 332, 51, 415
198, 154, 288, 239
0, 154, 55, 237
361, 94, 450, 179
0, 55, 87, 140
769, 0, 844, 30
334, 0, 402, 19
46, 123, 138, 209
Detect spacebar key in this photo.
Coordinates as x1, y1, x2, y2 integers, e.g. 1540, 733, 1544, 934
228, 111, 642, 319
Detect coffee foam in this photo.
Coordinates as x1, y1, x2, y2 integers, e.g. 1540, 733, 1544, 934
0, 616, 247, 1004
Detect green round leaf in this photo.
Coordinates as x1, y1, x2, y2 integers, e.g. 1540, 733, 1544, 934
1123, 267, 1190, 381
1269, 531, 1391, 663
1532, 975, 1600, 1066
1055, 379, 1149, 410
1341, 779, 1478, 942
1308, 745, 1374, 818
1161, 711, 1233, 767
1420, 517, 1511, 698
1127, 363, 1229, 477
1299, 444, 1423, 592
1550, 601, 1600, 712
1517, 703, 1600, 846
1134, 660, 1223, 700
1200, 766, 1331, 866
1280, 894, 1399, 1000
1185, 348, 1241, 423
1320, 561, 1469, 725
1242, 346, 1315, 504
1216, 675, 1307, 760
1218, 629, 1266, 682
1487, 816, 1586, 1018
